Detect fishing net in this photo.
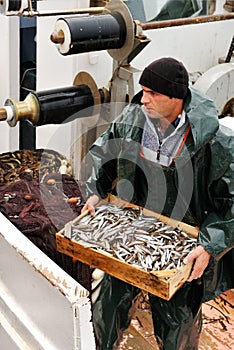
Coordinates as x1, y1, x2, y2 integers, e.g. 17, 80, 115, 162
0, 149, 91, 291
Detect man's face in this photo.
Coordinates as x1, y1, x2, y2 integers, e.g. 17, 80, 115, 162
140, 85, 181, 122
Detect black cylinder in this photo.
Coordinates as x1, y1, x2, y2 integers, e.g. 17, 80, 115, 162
7, 0, 22, 11
61, 13, 126, 55
34, 85, 94, 126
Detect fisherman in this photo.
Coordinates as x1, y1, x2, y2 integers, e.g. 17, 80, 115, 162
82, 57, 234, 350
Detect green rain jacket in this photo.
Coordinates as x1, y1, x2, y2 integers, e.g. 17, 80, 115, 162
86, 86, 234, 301
152, 0, 202, 22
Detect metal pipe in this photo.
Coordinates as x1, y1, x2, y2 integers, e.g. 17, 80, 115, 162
139, 13, 234, 31
6, 7, 105, 17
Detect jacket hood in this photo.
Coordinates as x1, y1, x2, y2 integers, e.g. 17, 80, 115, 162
184, 86, 219, 152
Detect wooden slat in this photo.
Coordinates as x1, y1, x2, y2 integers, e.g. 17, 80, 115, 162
57, 233, 175, 299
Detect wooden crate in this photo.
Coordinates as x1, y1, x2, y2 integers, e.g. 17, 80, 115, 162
56, 195, 199, 300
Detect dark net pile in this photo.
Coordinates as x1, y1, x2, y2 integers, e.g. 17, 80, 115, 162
0, 149, 91, 291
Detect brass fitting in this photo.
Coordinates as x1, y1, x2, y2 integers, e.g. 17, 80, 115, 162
50, 29, 65, 44
5, 93, 40, 127
0, 108, 7, 121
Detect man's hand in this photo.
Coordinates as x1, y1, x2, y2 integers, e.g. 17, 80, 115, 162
183, 245, 211, 282
81, 194, 100, 215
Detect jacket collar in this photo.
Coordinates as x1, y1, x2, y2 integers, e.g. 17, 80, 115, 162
184, 86, 219, 152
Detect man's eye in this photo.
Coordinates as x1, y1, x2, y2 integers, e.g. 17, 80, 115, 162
143, 90, 157, 96
149, 91, 158, 96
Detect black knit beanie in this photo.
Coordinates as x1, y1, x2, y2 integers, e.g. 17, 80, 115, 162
139, 57, 189, 99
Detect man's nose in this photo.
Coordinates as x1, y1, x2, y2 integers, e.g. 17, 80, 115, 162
141, 91, 149, 104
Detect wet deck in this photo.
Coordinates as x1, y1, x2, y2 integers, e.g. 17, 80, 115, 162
116, 290, 234, 350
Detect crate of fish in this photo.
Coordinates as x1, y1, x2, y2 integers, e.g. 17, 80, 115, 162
56, 195, 199, 300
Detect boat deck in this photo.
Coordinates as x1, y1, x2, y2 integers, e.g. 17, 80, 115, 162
117, 290, 234, 350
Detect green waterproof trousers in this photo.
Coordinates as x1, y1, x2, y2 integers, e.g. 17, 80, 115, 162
92, 274, 203, 350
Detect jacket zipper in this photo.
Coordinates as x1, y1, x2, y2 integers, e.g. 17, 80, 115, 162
156, 139, 162, 161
